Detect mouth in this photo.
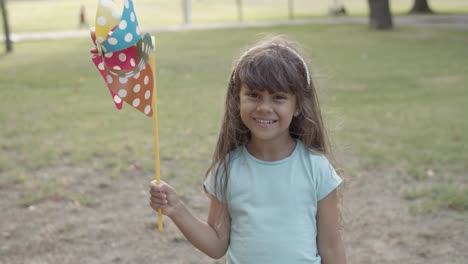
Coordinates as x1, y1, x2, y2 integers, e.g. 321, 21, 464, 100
253, 118, 277, 126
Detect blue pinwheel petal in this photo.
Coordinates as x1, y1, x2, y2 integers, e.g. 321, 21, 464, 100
101, 0, 142, 53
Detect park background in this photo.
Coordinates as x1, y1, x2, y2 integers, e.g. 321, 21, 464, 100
1, 0, 467, 263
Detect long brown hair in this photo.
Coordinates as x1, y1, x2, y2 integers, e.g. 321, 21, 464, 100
204, 35, 341, 224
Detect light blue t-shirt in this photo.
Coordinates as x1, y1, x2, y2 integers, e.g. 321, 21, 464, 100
204, 140, 342, 264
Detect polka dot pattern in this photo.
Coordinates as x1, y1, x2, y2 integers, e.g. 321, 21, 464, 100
133, 84, 141, 93
100, 0, 141, 53
93, 52, 154, 116
101, 42, 138, 72
108, 37, 118, 45
94, 0, 121, 44
92, 55, 123, 110
113, 95, 122, 104
118, 89, 127, 98
119, 20, 127, 30
119, 77, 128, 84
100, 0, 109, 7
144, 105, 151, 115
105, 64, 154, 116
119, 53, 127, 62
97, 16, 107, 26
91, 0, 155, 116
125, 33, 133, 42
132, 98, 140, 107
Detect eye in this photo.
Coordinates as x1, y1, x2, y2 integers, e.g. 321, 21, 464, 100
246, 92, 259, 98
273, 94, 288, 100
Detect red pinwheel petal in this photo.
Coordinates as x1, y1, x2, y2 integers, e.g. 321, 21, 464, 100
92, 55, 124, 110
102, 46, 138, 71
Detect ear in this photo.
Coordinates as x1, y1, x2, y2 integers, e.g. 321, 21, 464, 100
294, 106, 300, 117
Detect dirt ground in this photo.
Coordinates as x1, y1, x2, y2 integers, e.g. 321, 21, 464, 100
1, 162, 467, 264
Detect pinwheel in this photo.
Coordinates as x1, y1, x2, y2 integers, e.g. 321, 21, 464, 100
90, 0, 163, 231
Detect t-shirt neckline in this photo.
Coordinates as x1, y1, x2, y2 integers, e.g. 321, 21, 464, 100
242, 140, 300, 165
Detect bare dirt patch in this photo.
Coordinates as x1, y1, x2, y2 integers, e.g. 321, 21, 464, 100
344, 169, 467, 264
1, 165, 466, 263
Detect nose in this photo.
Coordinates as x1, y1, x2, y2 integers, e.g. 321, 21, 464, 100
256, 98, 273, 113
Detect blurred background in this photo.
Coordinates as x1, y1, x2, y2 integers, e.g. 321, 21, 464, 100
1, 1, 467, 264
2, 0, 468, 32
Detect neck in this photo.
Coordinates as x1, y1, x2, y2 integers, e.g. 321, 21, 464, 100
246, 136, 297, 161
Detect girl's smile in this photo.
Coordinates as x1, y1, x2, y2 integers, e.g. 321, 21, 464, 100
253, 117, 277, 127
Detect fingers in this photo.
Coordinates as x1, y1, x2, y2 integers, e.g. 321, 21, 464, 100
149, 199, 167, 210
149, 182, 167, 200
149, 180, 171, 214
149, 195, 168, 214
150, 193, 168, 205
149, 180, 171, 194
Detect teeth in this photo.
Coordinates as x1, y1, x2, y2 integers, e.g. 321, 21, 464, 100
256, 119, 275, 124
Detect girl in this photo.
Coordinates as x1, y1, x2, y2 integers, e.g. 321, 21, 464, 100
149, 36, 346, 264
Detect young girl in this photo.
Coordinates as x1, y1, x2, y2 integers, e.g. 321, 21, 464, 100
149, 36, 346, 263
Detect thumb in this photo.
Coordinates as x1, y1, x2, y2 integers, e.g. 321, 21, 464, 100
150, 180, 171, 193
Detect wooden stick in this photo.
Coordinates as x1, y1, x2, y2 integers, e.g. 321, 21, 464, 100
151, 36, 163, 232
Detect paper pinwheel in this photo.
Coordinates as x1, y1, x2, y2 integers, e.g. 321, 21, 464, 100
90, 0, 163, 231
90, 0, 154, 116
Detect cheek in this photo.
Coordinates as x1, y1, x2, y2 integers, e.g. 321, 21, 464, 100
239, 98, 254, 113
283, 102, 297, 115
238, 102, 249, 122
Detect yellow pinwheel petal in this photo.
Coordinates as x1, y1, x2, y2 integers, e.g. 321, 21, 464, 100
95, 0, 122, 43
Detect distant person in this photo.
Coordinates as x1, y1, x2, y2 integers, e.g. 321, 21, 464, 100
79, 5, 88, 28
149, 35, 346, 264
329, 0, 347, 16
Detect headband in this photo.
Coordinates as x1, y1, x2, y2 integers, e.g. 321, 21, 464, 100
231, 44, 311, 87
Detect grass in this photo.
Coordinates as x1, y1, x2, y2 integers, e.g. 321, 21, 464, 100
405, 184, 468, 213
1, 24, 467, 212
5, 0, 468, 32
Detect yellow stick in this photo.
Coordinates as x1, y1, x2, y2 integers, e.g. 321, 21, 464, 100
151, 36, 163, 232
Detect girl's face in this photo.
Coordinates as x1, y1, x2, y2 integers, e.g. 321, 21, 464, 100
239, 84, 297, 145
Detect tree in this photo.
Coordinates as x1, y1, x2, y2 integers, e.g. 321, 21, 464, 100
0, 0, 12, 52
410, 0, 433, 14
368, 0, 393, 30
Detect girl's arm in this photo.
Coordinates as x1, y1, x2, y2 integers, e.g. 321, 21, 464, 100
150, 180, 230, 259
317, 189, 346, 264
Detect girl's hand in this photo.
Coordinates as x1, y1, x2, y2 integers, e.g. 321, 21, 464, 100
149, 180, 182, 217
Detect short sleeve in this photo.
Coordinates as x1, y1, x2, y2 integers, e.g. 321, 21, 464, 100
203, 164, 225, 202
315, 156, 342, 201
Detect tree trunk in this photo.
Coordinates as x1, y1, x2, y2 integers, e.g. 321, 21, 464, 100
0, 0, 13, 52
368, 0, 393, 30
410, 0, 433, 14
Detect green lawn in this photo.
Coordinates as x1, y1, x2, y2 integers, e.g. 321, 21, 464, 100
1, 24, 467, 211
5, 0, 468, 32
